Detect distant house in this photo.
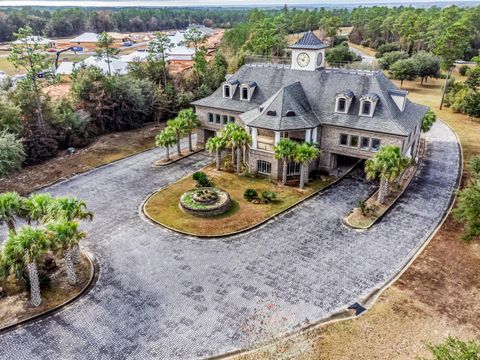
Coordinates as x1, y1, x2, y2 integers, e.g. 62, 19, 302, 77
69, 32, 100, 48
187, 24, 215, 37
13, 36, 55, 47
120, 50, 149, 63
56, 56, 129, 76
192, 32, 427, 180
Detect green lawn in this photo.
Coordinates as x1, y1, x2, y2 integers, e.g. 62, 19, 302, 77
0, 53, 91, 75
144, 162, 335, 237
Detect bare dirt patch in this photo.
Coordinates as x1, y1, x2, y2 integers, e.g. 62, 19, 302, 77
0, 123, 163, 195
0, 253, 92, 329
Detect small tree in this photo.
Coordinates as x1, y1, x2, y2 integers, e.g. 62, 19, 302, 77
0, 131, 25, 177
177, 108, 200, 152
192, 171, 213, 187
206, 136, 226, 171
411, 51, 440, 85
389, 59, 418, 88
221, 123, 243, 165
3, 226, 50, 306
244, 188, 259, 202
453, 179, 480, 241
379, 51, 409, 70
230, 128, 251, 174
25, 193, 55, 225
183, 26, 207, 53
274, 138, 298, 185
95, 32, 120, 76
365, 145, 411, 204
8, 26, 56, 133
469, 155, 480, 178
325, 43, 361, 65
461, 91, 480, 119
294, 143, 320, 190
148, 32, 172, 87
418, 335, 480, 360
422, 109, 437, 132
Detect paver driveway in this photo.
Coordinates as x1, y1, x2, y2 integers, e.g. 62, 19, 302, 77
0, 121, 459, 359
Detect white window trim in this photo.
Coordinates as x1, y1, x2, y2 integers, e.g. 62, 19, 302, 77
223, 84, 231, 99
240, 85, 249, 101
359, 100, 375, 117
335, 97, 348, 114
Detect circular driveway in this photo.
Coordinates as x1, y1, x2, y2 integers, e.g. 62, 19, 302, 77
0, 121, 459, 359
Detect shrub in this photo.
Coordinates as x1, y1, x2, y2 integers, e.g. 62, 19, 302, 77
375, 43, 399, 58
51, 98, 93, 148
419, 335, 480, 360
453, 180, 480, 241
261, 191, 277, 203
0, 131, 25, 176
192, 171, 213, 187
459, 64, 470, 76
21, 122, 58, 164
0, 98, 22, 134
469, 155, 480, 178
421, 109, 437, 132
326, 43, 362, 65
244, 188, 258, 202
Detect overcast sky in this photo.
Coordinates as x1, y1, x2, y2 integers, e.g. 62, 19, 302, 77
2, 0, 480, 7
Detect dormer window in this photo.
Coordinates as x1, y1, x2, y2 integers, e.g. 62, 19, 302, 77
335, 90, 354, 113
362, 101, 371, 116
285, 111, 296, 117
241, 87, 248, 100
224, 85, 231, 98
337, 98, 346, 112
266, 110, 277, 116
359, 93, 379, 117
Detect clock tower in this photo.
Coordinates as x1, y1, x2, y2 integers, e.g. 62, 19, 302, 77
288, 31, 327, 71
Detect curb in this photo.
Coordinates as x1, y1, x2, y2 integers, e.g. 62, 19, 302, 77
0, 250, 98, 335
208, 119, 463, 360
141, 161, 361, 239
151, 147, 205, 167
343, 138, 427, 230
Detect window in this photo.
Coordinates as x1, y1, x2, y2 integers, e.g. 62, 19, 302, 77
350, 135, 359, 147
257, 160, 271, 175
224, 85, 230, 98
286, 162, 301, 176
285, 111, 296, 117
266, 110, 277, 116
340, 133, 348, 146
208, 113, 214, 123
362, 101, 371, 115
215, 114, 221, 124
360, 137, 370, 150
371, 138, 381, 151
228, 116, 235, 123
222, 115, 228, 125
241, 87, 249, 100
337, 98, 346, 112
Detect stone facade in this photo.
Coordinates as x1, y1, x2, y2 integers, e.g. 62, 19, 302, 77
195, 105, 241, 147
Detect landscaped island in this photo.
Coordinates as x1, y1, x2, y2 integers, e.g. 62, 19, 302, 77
143, 164, 335, 237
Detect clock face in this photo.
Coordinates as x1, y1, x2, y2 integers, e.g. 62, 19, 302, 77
316, 52, 323, 67
297, 52, 310, 67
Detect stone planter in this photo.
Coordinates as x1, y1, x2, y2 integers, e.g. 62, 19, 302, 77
179, 187, 232, 217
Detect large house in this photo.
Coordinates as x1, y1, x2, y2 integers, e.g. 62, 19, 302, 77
191, 32, 428, 180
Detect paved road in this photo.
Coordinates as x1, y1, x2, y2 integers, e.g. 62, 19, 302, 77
349, 46, 376, 66
0, 121, 459, 359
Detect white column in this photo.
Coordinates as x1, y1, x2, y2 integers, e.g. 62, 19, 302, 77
251, 127, 258, 150
312, 127, 318, 143
274, 131, 281, 146
305, 128, 312, 143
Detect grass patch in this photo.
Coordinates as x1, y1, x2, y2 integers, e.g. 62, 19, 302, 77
144, 164, 335, 237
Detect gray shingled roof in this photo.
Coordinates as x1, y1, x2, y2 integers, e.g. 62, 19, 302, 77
240, 82, 320, 131
191, 65, 428, 136
288, 31, 328, 50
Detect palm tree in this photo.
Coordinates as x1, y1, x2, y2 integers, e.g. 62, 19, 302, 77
47, 197, 93, 264
167, 117, 188, 157
25, 193, 54, 225
206, 136, 226, 171
294, 142, 320, 189
178, 108, 200, 152
3, 226, 50, 306
155, 127, 177, 162
231, 129, 251, 174
221, 123, 242, 165
0, 192, 25, 233
365, 145, 411, 204
47, 221, 86, 285
274, 139, 298, 185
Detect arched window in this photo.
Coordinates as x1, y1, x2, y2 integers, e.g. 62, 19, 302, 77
285, 110, 296, 117
337, 98, 347, 112
266, 110, 277, 116
362, 101, 372, 115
